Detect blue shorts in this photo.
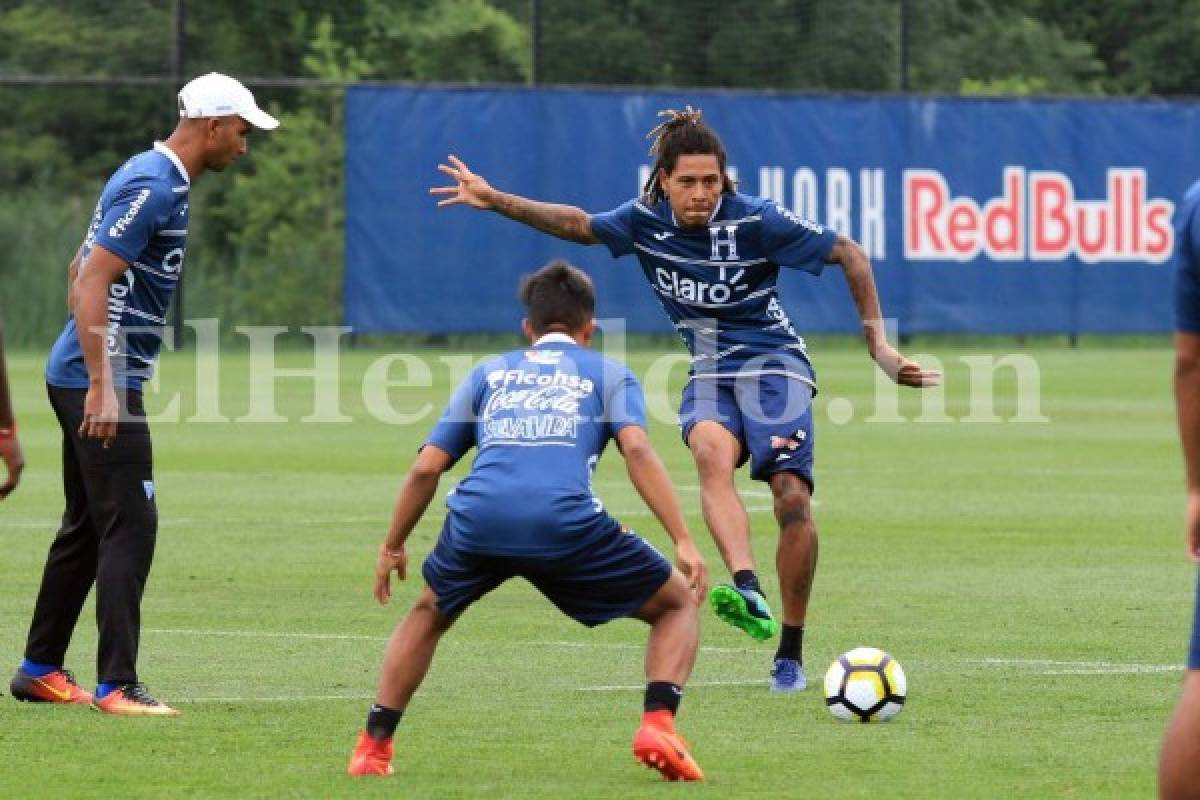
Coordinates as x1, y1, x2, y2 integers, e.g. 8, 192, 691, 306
679, 375, 816, 488
1190, 570, 1200, 670
421, 524, 673, 626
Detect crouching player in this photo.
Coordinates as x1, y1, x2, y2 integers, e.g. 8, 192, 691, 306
348, 261, 709, 782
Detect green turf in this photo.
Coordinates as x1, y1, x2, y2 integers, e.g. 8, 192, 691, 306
0, 342, 1190, 798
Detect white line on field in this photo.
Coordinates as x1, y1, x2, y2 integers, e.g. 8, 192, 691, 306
581, 679, 763, 692
975, 657, 1169, 668
7, 518, 196, 529
144, 627, 386, 642
174, 681, 769, 703
139, 629, 1184, 676
142, 628, 752, 655
1040, 667, 1179, 675
179, 693, 375, 704
971, 658, 1178, 674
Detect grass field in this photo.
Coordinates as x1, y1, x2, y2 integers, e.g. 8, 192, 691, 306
0, 341, 1191, 798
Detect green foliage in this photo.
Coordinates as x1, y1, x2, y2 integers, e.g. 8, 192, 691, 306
0, 190, 91, 345
1107, 0, 1200, 95
908, 1, 1104, 95
364, 0, 530, 82
0, 2, 173, 186
183, 3, 531, 329
532, 0, 900, 91
3, 0, 1200, 340
190, 16, 364, 328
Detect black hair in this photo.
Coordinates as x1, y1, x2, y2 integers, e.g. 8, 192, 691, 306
642, 105, 737, 202
518, 260, 595, 335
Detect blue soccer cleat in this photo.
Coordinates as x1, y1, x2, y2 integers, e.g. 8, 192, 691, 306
709, 584, 778, 641
770, 658, 807, 693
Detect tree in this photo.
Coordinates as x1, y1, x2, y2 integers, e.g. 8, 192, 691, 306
907, 0, 1104, 96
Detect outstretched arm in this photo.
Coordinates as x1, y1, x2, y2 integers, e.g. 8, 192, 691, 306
374, 444, 456, 604
430, 154, 600, 244
616, 425, 708, 602
827, 234, 941, 388
1176, 332, 1200, 563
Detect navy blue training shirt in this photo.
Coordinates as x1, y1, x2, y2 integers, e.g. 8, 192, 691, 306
591, 192, 837, 387
1175, 179, 1200, 334
425, 334, 646, 557
46, 142, 190, 390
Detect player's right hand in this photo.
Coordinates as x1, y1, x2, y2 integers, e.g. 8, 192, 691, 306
674, 540, 709, 604
374, 544, 408, 605
430, 154, 496, 210
0, 432, 23, 499
79, 383, 120, 448
1186, 491, 1200, 563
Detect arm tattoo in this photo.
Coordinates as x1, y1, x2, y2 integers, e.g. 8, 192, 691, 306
492, 192, 597, 244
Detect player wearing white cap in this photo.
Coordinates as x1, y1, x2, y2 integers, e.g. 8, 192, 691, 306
9, 73, 277, 716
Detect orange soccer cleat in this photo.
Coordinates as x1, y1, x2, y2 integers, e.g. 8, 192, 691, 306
9, 668, 93, 705
92, 684, 181, 716
347, 731, 395, 777
632, 714, 705, 782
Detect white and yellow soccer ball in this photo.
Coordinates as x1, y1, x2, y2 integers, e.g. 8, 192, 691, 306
823, 647, 907, 723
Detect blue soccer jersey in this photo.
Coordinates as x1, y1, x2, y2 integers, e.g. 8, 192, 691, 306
1175, 179, 1200, 334
424, 334, 647, 557
46, 142, 190, 390
591, 192, 837, 386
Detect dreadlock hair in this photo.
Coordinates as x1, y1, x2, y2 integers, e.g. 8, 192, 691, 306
519, 260, 595, 335
642, 105, 737, 203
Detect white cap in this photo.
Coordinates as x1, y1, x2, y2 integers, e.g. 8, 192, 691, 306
177, 72, 279, 130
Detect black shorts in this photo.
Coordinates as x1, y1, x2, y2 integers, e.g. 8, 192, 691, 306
422, 525, 673, 626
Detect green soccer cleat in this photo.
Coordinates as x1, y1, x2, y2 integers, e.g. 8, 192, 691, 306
709, 585, 779, 641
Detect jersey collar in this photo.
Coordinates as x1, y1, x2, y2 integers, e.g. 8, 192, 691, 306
669, 194, 724, 228
534, 332, 578, 347
153, 141, 191, 186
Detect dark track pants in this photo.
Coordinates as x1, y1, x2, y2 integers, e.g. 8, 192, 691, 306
23, 385, 157, 684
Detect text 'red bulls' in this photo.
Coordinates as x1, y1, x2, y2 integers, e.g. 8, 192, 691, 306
904, 167, 1174, 264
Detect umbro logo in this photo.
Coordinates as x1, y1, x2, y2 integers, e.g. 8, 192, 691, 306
652, 231, 674, 241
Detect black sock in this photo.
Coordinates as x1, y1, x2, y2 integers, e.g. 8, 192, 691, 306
365, 703, 404, 741
775, 624, 804, 663
643, 681, 682, 716
732, 570, 762, 594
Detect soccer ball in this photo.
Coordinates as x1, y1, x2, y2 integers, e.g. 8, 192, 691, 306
823, 647, 907, 723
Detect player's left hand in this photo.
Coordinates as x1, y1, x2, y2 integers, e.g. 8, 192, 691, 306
872, 344, 942, 388
374, 544, 408, 605
674, 540, 708, 604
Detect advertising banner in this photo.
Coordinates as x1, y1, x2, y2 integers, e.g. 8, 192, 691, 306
346, 87, 1200, 334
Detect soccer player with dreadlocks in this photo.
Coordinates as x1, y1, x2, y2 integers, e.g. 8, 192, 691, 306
432, 107, 940, 692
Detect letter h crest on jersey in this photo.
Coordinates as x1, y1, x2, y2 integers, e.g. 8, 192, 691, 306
709, 224, 739, 260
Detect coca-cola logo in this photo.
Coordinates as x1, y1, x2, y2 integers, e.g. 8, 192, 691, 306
482, 385, 590, 418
